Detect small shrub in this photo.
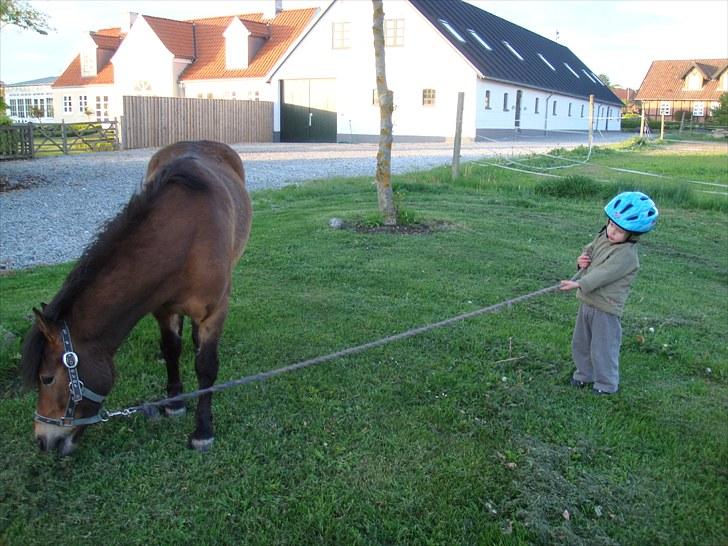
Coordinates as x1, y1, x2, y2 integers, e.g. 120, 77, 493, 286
535, 175, 602, 198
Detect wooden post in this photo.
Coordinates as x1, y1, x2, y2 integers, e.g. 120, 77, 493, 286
61, 120, 68, 154
660, 113, 665, 141
587, 94, 594, 150
640, 108, 645, 138
679, 111, 685, 134
452, 91, 464, 180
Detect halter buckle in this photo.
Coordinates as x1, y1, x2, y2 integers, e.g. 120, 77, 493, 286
63, 351, 79, 369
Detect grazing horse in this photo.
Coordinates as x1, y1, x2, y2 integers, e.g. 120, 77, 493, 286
21, 140, 252, 455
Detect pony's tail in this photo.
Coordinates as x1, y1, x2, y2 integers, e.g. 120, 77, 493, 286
144, 156, 212, 197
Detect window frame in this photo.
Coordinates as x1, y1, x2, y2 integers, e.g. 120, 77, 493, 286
332, 21, 351, 49
422, 88, 436, 106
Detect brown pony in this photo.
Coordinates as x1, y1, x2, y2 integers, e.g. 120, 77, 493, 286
21, 140, 252, 455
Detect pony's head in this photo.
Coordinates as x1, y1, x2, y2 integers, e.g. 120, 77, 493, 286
22, 309, 114, 456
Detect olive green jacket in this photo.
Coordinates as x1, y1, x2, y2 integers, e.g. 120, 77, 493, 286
574, 228, 640, 317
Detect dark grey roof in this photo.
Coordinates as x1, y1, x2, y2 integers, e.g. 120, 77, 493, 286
6, 76, 57, 87
409, 0, 622, 106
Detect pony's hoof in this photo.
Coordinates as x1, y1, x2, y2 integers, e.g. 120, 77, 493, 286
189, 436, 214, 452
164, 405, 186, 418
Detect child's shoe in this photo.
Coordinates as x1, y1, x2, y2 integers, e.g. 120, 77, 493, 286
592, 388, 615, 395
570, 378, 590, 388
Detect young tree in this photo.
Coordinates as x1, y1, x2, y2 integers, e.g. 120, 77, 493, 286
597, 73, 612, 87
372, 0, 397, 226
710, 92, 728, 126
0, 0, 53, 34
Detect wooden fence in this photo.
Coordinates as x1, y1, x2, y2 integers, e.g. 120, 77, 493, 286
0, 125, 33, 160
0, 122, 119, 160
122, 96, 273, 150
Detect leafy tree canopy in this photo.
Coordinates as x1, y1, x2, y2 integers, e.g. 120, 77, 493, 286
0, 0, 53, 34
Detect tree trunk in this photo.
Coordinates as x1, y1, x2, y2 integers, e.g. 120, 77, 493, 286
372, 0, 397, 226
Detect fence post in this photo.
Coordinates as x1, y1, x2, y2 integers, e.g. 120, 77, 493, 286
588, 94, 594, 149
660, 113, 665, 141
61, 120, 68, 154
640, 109, 645, 138
452, 91, 464, 180
679, 111, 685, 134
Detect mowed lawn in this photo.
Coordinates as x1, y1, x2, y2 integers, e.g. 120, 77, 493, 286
0, 140, 726, 545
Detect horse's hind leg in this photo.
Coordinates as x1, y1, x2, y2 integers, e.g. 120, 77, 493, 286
154, 310, 186, 417
188, 304, 228, 452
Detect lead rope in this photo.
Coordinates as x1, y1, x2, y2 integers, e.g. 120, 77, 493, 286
103, 281, 565, 422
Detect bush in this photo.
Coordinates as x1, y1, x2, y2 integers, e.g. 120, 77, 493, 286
535, 175, 602, 198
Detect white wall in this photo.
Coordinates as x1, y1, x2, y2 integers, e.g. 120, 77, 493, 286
272, 0, 478, 140
181, 78, 274, 102
111, 17, 178, 99
476, 81, 621, 133
52, 85, 117, 122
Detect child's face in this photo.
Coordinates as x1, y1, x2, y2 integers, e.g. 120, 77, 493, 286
606, 219, 629, 243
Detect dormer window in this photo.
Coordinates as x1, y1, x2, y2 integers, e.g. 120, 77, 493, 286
467, 29, 492, 51
538, 53, 556, 71
224, 17, 269, 69
684, 69, 704, 91
81, 47, 97, 77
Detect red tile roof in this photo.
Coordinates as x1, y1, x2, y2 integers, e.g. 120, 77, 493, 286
636, 59, 728, 101
53, 28, 123, 87
51, 8, 317, 88
180, 8, 318, 80
143, 15, 195, 60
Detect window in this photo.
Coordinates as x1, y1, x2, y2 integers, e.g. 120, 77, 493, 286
538, 53, 556, 71
63, 95, 72, 113
503, 92, 509, 111
9, 99, 19, 117
568, 103, 572, 116
484, 90, 491, 109
247, 90, 260, 101
79, 95, 88, 113
422, 88, 436, 106
438, 19, 465, 42
332, 22, 351, 49
95, 95, 109, 121
581, 104, 585, 118
46, 100, 54, 118
502, 41, 524, 61
534, 97, 539, 114
384, 18, 404, 47
81, 49, 95, 77
692, 102, 704, 116
564, 63, 580, 78
552, 101, 557, 116
467, 29, 492, 50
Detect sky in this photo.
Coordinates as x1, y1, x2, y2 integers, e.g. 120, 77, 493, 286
1, 0, 727, 89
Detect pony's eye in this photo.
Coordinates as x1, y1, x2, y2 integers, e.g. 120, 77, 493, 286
40, 375, 55, 386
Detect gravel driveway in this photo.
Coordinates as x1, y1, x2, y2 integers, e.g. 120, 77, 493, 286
0, 134, 631, 270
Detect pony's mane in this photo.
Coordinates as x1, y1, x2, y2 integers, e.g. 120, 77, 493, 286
21, 156, 210, 387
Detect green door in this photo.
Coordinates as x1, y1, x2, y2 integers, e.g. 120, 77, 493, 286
281, 79, 337, 142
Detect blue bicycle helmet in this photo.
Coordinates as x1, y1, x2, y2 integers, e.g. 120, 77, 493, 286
604, 191, 658, 233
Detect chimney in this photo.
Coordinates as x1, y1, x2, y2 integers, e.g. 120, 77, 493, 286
122, 11, 138, 34
262, 0, 283, 20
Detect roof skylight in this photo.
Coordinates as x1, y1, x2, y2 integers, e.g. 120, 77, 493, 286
563, 63, 580, 78
467, 29, 492, 51
581, 69, 596, 83
538, 53, 556, 71
591, 72, 605, 85
502, 41, 524, 61
438, 19, 465, 43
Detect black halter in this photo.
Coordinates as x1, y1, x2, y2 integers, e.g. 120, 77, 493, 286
33, 323, 108, 427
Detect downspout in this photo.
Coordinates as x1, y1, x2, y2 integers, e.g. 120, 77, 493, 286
544, 93, 553, 135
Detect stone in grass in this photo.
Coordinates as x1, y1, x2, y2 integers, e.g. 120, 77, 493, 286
329, 217, 345, 229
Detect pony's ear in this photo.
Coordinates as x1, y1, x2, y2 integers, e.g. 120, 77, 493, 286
32, 308, 56, 341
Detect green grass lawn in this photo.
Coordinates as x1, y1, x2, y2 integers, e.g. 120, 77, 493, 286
1, 140, 726, 545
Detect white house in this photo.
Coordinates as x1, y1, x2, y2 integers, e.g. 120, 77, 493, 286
269, 0, 623, 142
50, 0, 621, 143
4, 77, 57, 122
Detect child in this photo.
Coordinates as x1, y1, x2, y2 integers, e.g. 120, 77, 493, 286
560, 191, 658, 394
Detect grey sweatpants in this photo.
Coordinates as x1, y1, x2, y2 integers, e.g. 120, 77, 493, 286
571, 303, 622, 393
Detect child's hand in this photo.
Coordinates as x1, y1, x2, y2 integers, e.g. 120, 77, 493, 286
560, 280, 580, 291
577, 254, 591, 269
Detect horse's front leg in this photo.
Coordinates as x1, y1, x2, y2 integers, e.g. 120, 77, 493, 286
153, 310, 186, 417
189, 306, 227, 451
